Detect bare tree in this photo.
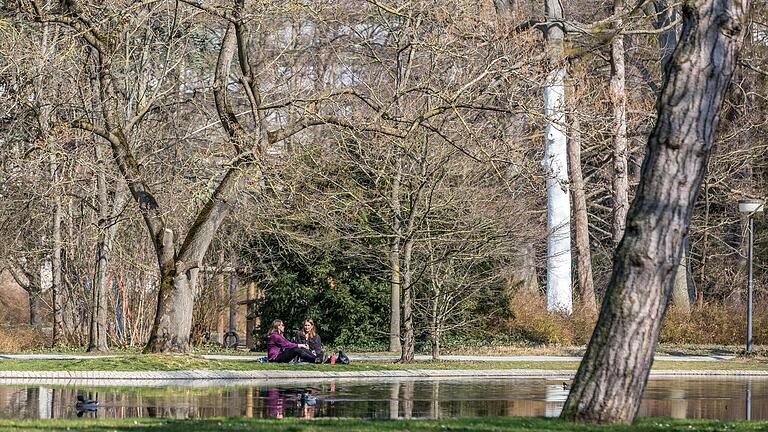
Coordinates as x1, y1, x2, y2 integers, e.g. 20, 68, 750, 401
88, 144, 129, 351
561, 0, 749, 423
568, 118, 596, 313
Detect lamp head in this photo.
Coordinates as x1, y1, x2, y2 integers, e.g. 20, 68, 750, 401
739, 199, 764, 214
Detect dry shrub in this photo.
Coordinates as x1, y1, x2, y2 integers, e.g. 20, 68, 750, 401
0, 326, 46, 352
660, 303, 758, 345
503, 292, 597, 345
503, 292, 768, 346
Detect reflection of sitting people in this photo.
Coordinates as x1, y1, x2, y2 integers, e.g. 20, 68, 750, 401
75, 394, 99, 417
266, 319, 318, 363
266, 387, 284, 419
300, 390, 318, 418
295, 319, 325, 361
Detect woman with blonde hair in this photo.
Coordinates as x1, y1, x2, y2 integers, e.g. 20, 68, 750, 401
266, 319, 318, 363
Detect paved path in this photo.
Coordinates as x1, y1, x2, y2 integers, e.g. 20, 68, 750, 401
0, 354, 120, 360
0, 353, 736, 362
201, 354, 736, 362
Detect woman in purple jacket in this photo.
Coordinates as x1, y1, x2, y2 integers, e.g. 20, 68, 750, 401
266, 319, 318, 363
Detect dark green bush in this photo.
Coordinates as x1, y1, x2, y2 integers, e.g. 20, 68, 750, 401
257, 253, 390, 349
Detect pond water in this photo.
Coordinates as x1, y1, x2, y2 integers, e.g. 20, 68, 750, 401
0, 377, 764, 421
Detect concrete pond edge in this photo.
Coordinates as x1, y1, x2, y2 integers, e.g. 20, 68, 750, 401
0, 368, 766, 387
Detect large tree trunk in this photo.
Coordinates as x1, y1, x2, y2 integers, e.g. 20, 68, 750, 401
144, 268, 195, 352
610, 0, 629, 244
543, 0, 572, 314
560, 0, 749, 424
568, 119, 596, 313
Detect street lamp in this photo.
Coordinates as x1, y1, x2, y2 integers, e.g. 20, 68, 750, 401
739, 199, 764, 354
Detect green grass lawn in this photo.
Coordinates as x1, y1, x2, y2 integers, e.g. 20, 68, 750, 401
0, 416, 764, 432
0, 355, 580, 371
0, 354, 767, 372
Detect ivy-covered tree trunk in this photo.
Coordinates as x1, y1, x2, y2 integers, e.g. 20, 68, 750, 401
560, 0, 749, 424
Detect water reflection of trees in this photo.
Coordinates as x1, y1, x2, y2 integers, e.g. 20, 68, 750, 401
0, 379, 766, 420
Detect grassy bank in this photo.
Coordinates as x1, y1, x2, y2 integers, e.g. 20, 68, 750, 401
0, 416, 763, 432
0, 355, 581, 371
0, 354, 767, 372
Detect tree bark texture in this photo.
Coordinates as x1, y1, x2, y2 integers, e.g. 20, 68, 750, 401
389, 236, 403, 353
28, 290, 42, 327
399, 142, 428, 362
543, 0, 572, 314
89, 145, 111, 352
389, 157, 403, 353
568, 119, 596, 313
88, 145, 129, 352
400, 237, 415, 362
50, 155, 64, 346
610, 0, 629, 245
145, 268, 194, 352
671, 241, 691, 314
560, 0, 749, 424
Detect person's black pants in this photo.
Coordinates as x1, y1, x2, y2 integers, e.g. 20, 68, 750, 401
271, 347, 317, 363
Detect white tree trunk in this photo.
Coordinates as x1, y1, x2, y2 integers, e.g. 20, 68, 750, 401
543, 67, 572, 314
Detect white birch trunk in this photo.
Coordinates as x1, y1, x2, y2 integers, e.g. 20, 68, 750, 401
543, 67, 572, 314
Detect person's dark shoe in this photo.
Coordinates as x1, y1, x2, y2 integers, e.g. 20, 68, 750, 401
315, 356, 323, 364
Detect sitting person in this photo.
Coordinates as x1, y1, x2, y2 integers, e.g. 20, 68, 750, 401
266, 319, 318, 363
295, 319, 325, 361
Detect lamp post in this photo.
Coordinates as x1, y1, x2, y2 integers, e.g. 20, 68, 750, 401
739, 199, 764, 354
